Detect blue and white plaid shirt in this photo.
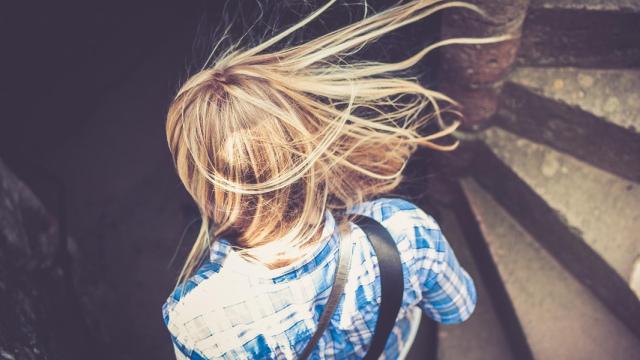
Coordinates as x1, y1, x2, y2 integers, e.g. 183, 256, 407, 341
163, 198, 476, 359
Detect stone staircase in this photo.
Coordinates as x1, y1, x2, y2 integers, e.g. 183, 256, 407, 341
420, 0, 640, 358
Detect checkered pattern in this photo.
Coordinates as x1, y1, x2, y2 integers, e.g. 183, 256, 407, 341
163, 198, 477, 359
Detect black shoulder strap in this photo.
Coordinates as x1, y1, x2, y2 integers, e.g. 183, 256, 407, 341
299, 214, 404, 360
354, 215, 404, 360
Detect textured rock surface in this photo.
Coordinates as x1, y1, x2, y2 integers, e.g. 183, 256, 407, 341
497, 67, 640, 182
462, 178, 640, 359
38, 34, 198, 359
509, 67, 640, 132
482, 127, 640, 284
0, 158, 93, 359
632, 257, 640, 299
530, 0, 640, 12
433, 206, 512, 360
0, 158, 52, 359
518, 2, 640, 67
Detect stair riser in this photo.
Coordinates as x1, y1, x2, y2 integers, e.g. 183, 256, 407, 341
518, 9, 640, 68
462, 177, 640, 358
469, 143, 640, 339
451, 180, 535, 360
496, 82, 640, 182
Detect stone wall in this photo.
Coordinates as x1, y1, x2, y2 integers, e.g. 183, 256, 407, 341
0, 158, 96, 359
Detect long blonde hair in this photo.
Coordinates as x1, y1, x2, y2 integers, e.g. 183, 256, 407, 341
166, 0, 507, 284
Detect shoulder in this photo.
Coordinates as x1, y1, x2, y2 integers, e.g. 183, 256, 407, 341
162, 261, 242, 358
347, 197, 440, 232
163, 261, 221, 319
347, 197, 443, 253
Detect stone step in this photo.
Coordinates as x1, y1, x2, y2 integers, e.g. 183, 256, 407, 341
431, 203, 512, 360
397, 177, 512, 360
470, 127, 640, 338
496, 67, 640, 182
461, 178, 640, 359
447, 178, 535, 360
517, 0, 640, 67
529, 0, 640, 12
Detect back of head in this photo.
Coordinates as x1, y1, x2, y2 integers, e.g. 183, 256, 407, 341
166, 0, 504, 282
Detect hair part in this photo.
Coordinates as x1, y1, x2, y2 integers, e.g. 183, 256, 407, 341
166, 0, 509, 285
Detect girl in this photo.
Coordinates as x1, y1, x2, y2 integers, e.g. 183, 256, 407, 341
163, 0, 497, 358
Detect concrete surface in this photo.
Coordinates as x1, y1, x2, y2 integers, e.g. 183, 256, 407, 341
509, 67, 640, 133
632, 257, 640, 299
518, 3, 640, 67
462, 178, 640, 359
433, 205, 512, 360
497, 67, 640, 182
481, 127, 640, 288
530, 0, 640, 12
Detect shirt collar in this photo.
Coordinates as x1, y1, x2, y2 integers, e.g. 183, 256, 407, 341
208, 209, 339, 282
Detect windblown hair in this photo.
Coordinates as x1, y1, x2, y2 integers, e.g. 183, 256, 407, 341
166, 0, 507, 284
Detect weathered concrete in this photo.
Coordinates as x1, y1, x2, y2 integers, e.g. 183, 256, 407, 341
393, 176, 511, 359
509, 67, 640, 133
482, 127, 640, 285
529, 0, 640, 12
518, 1, 640, 67
462, 178, 640, 359
433, 205, 512, 360
632, 257, 640, 299
467, 130, 640, 338
497, 68, 640, 182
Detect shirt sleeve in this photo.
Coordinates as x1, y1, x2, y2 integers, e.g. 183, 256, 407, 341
173, 343, 190, 360
411, 209, 477, 324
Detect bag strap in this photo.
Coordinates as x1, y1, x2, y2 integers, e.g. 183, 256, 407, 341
299, 214, 404, 360
299, 227, 353, 360
354, 215, 404, 360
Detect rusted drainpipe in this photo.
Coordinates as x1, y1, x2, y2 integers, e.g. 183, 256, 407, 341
439, 0, 529, 130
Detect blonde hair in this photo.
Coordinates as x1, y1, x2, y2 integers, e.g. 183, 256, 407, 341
166, 0, 507, 284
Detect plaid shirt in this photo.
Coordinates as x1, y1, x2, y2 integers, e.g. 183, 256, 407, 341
163, 198, 476, 359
